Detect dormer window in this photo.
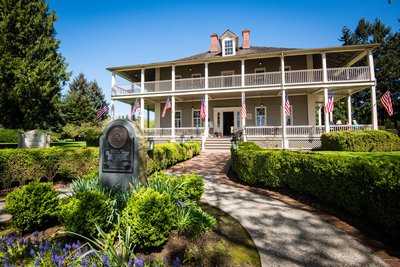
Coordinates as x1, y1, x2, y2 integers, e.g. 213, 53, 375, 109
224, 39, 234, 55
222, 38, 236, 56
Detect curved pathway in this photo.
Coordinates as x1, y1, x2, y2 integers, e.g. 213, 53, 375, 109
169, 151, 397, 267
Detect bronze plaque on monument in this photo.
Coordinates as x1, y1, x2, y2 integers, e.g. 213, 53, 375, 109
102, 125, 134, 173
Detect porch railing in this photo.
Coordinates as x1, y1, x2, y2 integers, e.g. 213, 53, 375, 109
112, 66, 371, 96
175, 127, 204, 137
327, 66, 370, 82
208, 74, 242, 88
245, 124, 371, 137
176, 77, 205, 90
245, 71, 282, 86
144, 127, 204, 137
330, 124, 372, 132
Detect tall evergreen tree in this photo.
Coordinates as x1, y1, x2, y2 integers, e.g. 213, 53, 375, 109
62, 73, 108, 125
339, 18, 399, 129
0, 0, 69, 129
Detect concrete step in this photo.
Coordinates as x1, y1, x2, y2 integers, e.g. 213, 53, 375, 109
0, 213, 12, 225
0, 201, 5, 214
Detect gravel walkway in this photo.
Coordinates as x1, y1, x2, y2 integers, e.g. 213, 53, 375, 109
169, 151, 389, 267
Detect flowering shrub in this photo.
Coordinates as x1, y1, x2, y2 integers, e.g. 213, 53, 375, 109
0, 232, 149, 267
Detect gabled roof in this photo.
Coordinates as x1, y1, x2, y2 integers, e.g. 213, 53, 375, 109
106, 43, 379, 72
219, 29, 238, 39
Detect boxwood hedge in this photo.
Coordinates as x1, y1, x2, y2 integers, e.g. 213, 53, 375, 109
321, 130, 400, 151
147, 141, 201, 175
0, 141, 200, 190
231, 142, 400, 239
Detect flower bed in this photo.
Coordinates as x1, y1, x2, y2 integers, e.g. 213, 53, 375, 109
231, 142, 400, 239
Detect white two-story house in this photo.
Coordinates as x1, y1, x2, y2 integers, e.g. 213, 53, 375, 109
108, 29, 378, 149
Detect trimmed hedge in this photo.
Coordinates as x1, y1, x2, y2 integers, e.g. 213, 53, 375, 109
321, 130, 400, 151
0, 147, 99, 189
232, 142, 400, 239
147, 141, 201, 175
0, 129, 19, 143
0, 141, 200, 190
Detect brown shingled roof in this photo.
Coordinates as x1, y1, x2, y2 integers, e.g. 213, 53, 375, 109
174, 46, 296, 62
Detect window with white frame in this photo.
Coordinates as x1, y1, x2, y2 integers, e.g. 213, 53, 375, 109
223, 39, 234, 56
175, 111, 182, 128
192, 109, 202, 128
255, 106, 267, 126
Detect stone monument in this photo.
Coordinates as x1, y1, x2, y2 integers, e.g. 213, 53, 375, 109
18, 130, 51, 148
99, 119, 147, 191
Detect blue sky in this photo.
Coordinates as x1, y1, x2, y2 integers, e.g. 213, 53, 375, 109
49, 0, 399, 116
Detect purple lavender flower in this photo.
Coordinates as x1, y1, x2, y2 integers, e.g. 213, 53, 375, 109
102, 255, 110, 267
29, 248, 36, 257
128, 258, 134, 267
134, 258, 145, 267
172, 256, 181, 267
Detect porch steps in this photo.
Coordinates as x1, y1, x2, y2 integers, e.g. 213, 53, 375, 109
204, 138, 231, 150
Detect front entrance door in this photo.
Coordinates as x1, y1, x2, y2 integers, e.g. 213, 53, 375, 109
223, 112, 234, 136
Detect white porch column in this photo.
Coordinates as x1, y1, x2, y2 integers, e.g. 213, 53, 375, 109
204, 63, 209, 89
347, 95, 352, 125
281, 89, 288, 148
280, 54, 288, 148
329, 112, 333, 123
140, 98, 145, 129
155, 103, 161, 128
111, 73, 116, 120
204, 94, 209, 137
322, 53, 328, 83
140, 69, 145, 93
241, 91, 247, 141
241, 59, 245, 87
371, 86, 378, 130
368, 50, 376, 81
171, 65, 176, 92
171, 96, 175, 141
368, 50, 378, 130
324, 88, 330, 132
318, 104, 322, 126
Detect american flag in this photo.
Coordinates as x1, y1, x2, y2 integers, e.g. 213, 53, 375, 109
380, 90, 394, 116
240, 100, 247, 119
284, 96, 292, 115
200, 97, 207, 121
162, 98, 171, 118
132, 99, 140, 113
96, 105, 109, 119
325, 95, 334, 113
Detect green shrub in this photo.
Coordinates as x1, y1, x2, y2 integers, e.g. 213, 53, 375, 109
60, 190, 114, 237
5, 182, 59, 232
149, 172, 204, 202
61, 123, 102, 147
231, 142, 400, 239
147, 141, 200, 175
321, 130, 400, 151
0, 129, 19, 143
121, 188, 175, 249
0, 147, 98, 189
175, 202, 216, 237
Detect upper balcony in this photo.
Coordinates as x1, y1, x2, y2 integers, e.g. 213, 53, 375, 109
111, 66, 371, 96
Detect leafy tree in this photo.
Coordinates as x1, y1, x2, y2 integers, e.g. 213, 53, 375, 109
0, 0, 69, 130
339, 18, 400, 130
62, 73, 108, 124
